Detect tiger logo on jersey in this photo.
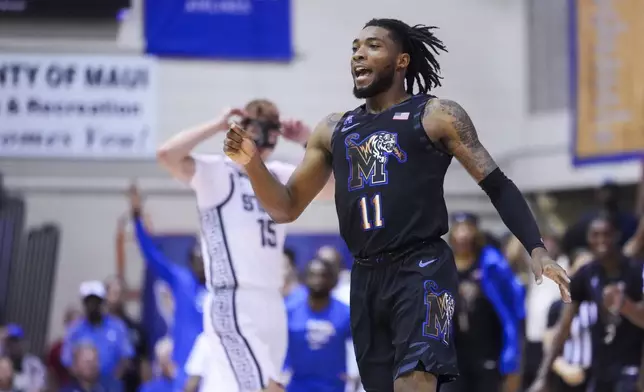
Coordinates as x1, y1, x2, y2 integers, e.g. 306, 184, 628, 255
345, 131, 407, 190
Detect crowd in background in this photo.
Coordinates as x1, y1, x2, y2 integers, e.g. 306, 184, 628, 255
0, 177, 642, 392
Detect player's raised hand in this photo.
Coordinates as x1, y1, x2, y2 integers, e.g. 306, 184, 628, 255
281, 119, 311, 146
127, 183, 142, 213
530, 247, 571, 302
224, 122, 257, 165
213, 107, 247, 133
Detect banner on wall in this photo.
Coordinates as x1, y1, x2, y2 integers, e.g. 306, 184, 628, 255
145, 0, 292, 61
571, 0, 644, 165
0, 54, 157, 159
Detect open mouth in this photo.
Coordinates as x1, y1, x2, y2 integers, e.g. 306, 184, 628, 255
354, 66, 373, 83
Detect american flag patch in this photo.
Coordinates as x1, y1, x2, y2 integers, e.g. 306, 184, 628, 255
393, 112, 409, 120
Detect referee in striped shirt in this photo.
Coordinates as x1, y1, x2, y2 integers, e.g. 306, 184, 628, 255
544, 249, 595, 392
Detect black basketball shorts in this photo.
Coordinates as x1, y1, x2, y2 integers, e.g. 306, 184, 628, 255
350, 239, 459, 391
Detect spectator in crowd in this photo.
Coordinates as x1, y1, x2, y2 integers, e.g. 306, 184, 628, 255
443, 212, 524, 392
316, 246, 350, 306
61, 281, 133, 386
0, 356, 20, 392
281, 248, 302, 299
129, 185, 205, 392
138, 338, 174, 392
624, 217, 644, 259
104, 277, 150, 392
284, 258, 354, 392
316, 246, 363, 391
47, 307, 82, 389
521, 234, 569, 389
544, 249, 594, 392
531, 214, 644, 392
60, 344, 121, 392
183, 333, 211, 392
2, 325, 45, 392
562, 181, 639, 256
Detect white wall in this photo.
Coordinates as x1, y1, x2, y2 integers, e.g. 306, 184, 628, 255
1, 0, 640, 339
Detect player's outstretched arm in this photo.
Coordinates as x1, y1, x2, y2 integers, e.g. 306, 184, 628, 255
422, 98, 570, 301
226, 113, 341, 223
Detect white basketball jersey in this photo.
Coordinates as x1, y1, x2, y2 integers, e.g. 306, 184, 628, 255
190, 154, 295, 292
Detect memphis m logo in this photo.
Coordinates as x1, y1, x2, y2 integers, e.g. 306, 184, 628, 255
423, 280, 455, 346
344, 131, 407, 190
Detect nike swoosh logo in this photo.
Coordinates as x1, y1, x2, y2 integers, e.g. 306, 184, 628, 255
418, 258, 438, 268
340, 123, 361, 132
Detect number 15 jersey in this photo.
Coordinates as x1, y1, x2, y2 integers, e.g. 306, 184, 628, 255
190, 155, 295, 292
330, 94, 453, 259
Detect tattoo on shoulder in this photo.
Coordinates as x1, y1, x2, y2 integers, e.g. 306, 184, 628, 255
438, 99, 498, 179
324, 112, 343, 131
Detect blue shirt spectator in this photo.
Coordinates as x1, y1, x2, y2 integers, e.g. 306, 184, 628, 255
59, 342, 123, 392
138, 337, 175, 392
284, 259, 353, 392
61, 281, 134, 383
132, 204, 205, 391
138, 377, 173, 392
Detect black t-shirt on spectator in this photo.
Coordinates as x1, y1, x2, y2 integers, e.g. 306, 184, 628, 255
453, 262, 503, 370
118, 314, 148, 392
569, 258, 643, 381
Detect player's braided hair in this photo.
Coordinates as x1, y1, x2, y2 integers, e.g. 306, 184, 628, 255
364, 18, 447, 94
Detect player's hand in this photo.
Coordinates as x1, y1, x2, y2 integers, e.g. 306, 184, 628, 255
281, 119, 311, 146
530, 247, 571, 303
213, 107, 247, 133
127, 183, 142, 215
224, 122, 257, 165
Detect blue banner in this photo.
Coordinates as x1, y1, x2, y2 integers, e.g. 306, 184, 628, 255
141, 233, 197, 357
145, 0, 293, 61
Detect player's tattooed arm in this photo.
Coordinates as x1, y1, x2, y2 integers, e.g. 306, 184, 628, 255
422, 98, 498, 181
245, 112, 339, 223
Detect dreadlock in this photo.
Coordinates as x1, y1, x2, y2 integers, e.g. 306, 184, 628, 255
364, 18, 447, 94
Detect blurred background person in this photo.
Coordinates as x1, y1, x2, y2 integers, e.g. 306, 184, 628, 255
531, 214, 644, 392
105, 276, 150, 392
283, 258, 355, 392
443, 213, 525, 392
521, 234, 569, 389
46, 307, 82, 390
562, 181, 639, 257
2, 325, 45, 392
129, 186, 204, 392
61, 282, 133, 387
138, 338, 174, 392
60, 344, 121, 392
0, 356, 20, 392
282, 248, 302, 300
183, 333, 213, 392
543, 249, 594, 392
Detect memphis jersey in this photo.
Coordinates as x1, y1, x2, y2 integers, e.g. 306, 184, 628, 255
190, 154, 295, 291
330, 94, 453, 258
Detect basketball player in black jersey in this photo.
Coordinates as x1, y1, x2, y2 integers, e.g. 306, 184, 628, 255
223, 18, 570, 392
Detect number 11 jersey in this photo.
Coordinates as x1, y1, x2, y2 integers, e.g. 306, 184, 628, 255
190, 155, 295, 292
330, 94, 453, 259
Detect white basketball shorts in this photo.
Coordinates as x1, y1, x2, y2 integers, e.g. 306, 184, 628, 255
201, 288, 287, 392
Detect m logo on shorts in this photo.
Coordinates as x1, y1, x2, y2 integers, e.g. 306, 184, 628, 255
422, 280, 455, 346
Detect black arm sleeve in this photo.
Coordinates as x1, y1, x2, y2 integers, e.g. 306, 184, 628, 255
479, 168, 545, 254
